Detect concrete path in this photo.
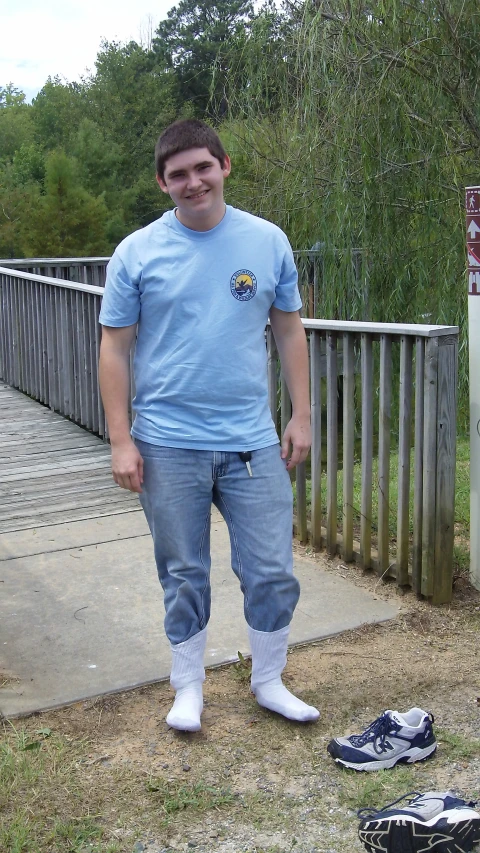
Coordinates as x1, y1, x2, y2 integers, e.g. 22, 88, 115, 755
0, 386, 397, 719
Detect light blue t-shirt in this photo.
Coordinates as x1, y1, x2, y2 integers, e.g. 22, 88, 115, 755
99, 205, 302, 450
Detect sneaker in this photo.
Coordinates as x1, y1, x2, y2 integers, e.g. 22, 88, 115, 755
327, 708, 436, 771
358, 790, 480, 853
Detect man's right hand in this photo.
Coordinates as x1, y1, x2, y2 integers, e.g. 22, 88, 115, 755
111, 440, 144, 493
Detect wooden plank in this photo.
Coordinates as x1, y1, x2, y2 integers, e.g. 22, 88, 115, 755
377, 335, 392, 576
326, 332, 338, 555
0, 434, 102, 452
422, 336, 439, 597
396, 335, 413, 586
432, 337, 458, 604
342, 334, 355, 561
296, 461, 308, 543
360, 334, 373, 568
0, 490, 138, 522
299, 319, 458, 337
266, 327, 278, 423
0, 465, 113, 492
280, 375, 291, 438
2, 459, 113, 484
88, 296, 99, 434
310, 330, 323, 550
2, 444, 111, 469
412, 337, 425, 593
0, 504, 141, 534
0, 478, 117, 504
47, 286, 57, 411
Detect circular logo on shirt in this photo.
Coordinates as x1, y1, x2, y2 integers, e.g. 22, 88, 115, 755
230, 270, 257, 301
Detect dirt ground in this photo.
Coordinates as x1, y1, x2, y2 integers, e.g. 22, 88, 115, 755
8, 548, 480, 853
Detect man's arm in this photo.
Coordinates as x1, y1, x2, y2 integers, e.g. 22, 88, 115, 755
269, 307, 311, 471
99, 324, 144, 493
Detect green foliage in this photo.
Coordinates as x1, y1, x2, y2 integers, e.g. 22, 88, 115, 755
11, 143, 45, 186
222, 0, 480, 420
0, 178, 41, 258
0, 100, 34, 163
84, 40, 180, 187
0, 0, 478, 425
0, 84, 26, 108
146, 776, 234, 823
32, 77, 85, 150
25, 150, 110, 257
152, 0, 255, 114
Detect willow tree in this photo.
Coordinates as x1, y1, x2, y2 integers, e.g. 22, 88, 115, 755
221, 0, 479, 414
223, 1, 479, 313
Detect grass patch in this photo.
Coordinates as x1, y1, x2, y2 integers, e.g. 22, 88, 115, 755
435, 728, 480, 760
0, 724, 118, 853
146, 777, 234, 823
337, 764, 417, 812
294, 435, 471, 575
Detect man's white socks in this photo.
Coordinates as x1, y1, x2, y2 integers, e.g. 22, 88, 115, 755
248, 625, 320, 723
166, 627, 207, 732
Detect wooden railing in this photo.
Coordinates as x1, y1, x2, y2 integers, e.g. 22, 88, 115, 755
0, 250, 358, 312
0, 258, 109, 287
0, 265, 458, 602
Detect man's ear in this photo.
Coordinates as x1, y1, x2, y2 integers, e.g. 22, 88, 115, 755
156, 174, 169, 194
222, 155, 232, 178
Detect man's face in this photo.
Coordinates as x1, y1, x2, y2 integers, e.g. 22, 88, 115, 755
157, 146, 231, 231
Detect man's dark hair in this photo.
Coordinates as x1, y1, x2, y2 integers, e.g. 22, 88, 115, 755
155, 119, 227, 180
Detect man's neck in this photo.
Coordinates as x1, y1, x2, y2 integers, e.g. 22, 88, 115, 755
175, 203, 226, 232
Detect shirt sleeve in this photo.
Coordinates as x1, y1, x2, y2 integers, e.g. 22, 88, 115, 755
271, 235, 303, 312
99, 248, 142, 327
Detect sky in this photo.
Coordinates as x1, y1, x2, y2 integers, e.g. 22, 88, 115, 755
2, 0, 176, 102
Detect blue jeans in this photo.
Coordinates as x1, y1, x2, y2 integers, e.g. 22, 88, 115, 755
135, 440, 300, 645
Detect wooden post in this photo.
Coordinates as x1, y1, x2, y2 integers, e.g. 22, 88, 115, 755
326, 332, 338, 554
342, 333, 355, 561
396, 335, 414, 586
378, 334, 392, 575
310, 330, 323, 550
412, 337, 425, 592
422, 336, 439, 597
360, 334, 373, 569
432, 335, 458, 604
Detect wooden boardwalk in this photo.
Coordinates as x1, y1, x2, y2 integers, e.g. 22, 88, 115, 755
0, 384, 139, 533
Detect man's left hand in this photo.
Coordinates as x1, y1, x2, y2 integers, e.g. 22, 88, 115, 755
281, 415, 312, 470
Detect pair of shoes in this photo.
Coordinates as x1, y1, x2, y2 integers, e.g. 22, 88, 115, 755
357, 790, 480, 853
327, 707, 436, 771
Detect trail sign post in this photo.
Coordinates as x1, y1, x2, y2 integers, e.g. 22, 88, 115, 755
466, 186, 480, 590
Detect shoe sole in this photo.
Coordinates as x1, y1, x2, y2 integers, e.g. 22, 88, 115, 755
333, 742, 437, 771
359, 814, 480, 853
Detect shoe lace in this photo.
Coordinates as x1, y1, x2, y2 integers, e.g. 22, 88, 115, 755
349, 712, 400, 754
358, 790, 422, 820
358, 791, 479, 821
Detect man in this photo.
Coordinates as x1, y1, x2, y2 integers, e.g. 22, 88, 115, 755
99, 119, 320, 731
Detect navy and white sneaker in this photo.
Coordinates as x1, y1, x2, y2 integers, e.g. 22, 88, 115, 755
358, 790, 480, 853
327, 707, 436, 771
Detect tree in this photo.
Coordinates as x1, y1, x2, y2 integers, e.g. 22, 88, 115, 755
0, 174, 40, 258
0, 84, 26, 108
25, 150, 110, 257
83, 41, 180, 188
222, 0, 480, 419
31, 78, 85, 151
0, 89, 34, 163
152, 0, 255, 114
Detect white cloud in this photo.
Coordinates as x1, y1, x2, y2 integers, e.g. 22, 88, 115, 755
2, 0, 174, 99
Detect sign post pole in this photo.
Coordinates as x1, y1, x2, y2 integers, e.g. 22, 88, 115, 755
466, 186, 480, 590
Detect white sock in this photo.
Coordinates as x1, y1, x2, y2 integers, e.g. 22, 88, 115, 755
166, 683, 203, 732
167, 628, 207, 732
253, 677, 320, 722
248, 625, 320, 723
